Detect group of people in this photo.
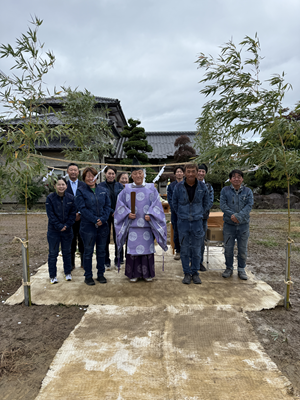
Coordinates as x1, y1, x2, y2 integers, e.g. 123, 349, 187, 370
45, 160, 253, 286
167, 163, 253, 283
45, 160, 167, 285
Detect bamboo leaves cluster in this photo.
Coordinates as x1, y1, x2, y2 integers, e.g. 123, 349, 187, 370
57, 87, 113, 163
195, 34, 300, 309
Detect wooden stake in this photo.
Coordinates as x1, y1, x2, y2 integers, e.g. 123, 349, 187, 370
21, 239, 30, 306
284, 177, 291, 310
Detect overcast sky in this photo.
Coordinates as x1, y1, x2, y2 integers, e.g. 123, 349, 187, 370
1, 0, 299, 132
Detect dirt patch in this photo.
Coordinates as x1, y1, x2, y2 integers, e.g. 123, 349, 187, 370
0, 214, 86, 399
0, 212, 300, 398
246, 212, 300, 397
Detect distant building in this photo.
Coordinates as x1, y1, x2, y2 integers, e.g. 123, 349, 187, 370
1, 95, 199, 200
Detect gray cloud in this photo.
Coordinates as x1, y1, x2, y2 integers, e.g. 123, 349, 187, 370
1, 0, 299, 130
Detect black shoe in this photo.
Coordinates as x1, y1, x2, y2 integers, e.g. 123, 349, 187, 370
84, 277, 95, 286
222, 268, 233, 278
192, 273, 202, 284
96, 276, 107, 284
238, 271, 248, 280
182, 273, 191, 284
199, 263, 207, 272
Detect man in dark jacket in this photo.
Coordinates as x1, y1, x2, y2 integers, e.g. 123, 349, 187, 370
197, 163, 214, 271
99, 166, 124, 269
220, 169, 253, 280
65, 163, 85, 270
172, 163, 209, 285
167, 166, 184, 260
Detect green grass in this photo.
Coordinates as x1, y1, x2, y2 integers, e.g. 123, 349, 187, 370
251, 209, 299, 213
253, 238, 279, 247
291, 232, 300, 238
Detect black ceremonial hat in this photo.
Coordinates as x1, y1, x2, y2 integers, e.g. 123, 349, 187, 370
198, 163, 208, 173
131, 156, 143, 172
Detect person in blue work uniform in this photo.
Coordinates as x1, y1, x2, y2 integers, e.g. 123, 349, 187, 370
172, 163, 209, 285
65, 163, 85, 270
45, 177, 76, 284
220, 169, 254, 280
75, 167, 111, 286
167, 166, 184, 260
197, 163, 214, 271
99, 166, 124, 270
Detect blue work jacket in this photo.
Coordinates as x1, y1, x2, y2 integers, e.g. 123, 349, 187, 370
99, 180, 123, 214
75, 183, 111, 229
201, 181, 214, 219
167, 180, 181, 213
172, 179, 210, 221
220, 184, 253, 225
46, 192, 76, 233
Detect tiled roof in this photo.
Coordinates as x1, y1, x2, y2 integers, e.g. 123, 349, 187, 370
41, 96, 120, 105
3, 112, 120, 138
35, 136, 76, 151
6, 113, 65, 126
115, 131, 199, 159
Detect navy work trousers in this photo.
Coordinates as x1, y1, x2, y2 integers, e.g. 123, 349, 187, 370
223, 222, 250, 271
199, 218, 208, 265
178, 219, 203, 276
105, 214, 123, 265
81, 222, 109, 278
47, 230, 73, 278
171, 212, 180, 253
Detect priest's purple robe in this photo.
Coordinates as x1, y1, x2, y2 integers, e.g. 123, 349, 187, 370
114, 183, 168, 259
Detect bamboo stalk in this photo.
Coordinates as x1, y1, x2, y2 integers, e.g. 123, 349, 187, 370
25, 160, 32, 306
284, 177, 291, 310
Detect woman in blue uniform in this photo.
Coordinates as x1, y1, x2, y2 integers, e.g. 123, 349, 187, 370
45, 177, 76, 284
75, 167, 111, 286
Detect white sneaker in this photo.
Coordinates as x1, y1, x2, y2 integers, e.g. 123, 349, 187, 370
115, 265, 122, 270
65, 274, 72, 281
130, 278, 138, 282
144, 277, 153, 282
50, 277, 58, 284
105, 264, 111, 271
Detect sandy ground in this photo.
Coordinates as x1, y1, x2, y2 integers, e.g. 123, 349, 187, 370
0, 212, 300, 399
5, 247, 291, 399
36, 305, 293, 400
5, 247, 283, 311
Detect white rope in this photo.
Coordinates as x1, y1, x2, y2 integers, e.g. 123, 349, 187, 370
12, 237, 29, 248
153, 164, 166, 183
93, 165, 107, 182
246, 164, 259, 172
42, 168, 54, 182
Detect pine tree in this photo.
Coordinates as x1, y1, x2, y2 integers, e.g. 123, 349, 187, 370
174, 135, 196, 162
120, 118, 153, 163
120, 118, 155, 182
